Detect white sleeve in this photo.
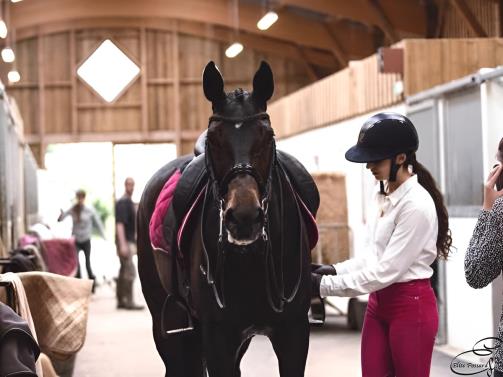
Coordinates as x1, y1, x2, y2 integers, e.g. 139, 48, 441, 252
320, 204, 434, 297
334, 215, 375, 275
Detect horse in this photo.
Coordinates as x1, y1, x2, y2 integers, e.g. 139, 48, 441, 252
137, 61, 319, 377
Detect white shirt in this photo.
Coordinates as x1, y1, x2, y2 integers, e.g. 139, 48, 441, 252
320, 175, 438, 298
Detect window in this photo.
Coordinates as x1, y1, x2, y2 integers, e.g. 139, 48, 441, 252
77, 39, 140, 103
443, 88, 483, 217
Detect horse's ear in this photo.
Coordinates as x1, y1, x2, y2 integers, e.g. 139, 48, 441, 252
203, 61, 226, 103
252, 61, 274, 105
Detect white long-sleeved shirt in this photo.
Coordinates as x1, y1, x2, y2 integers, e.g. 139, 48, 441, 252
320, 175, 438, 298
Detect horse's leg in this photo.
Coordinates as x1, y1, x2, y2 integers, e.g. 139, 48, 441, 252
201, 323, 246, 377
269, 317, 310, 377
137, 223, 204, 376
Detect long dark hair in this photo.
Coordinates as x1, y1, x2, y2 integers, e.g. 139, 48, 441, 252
407, 153, 452, 259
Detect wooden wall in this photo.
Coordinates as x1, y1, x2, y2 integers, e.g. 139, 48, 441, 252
269, 53, 402, 137
442, 0, 501, 38
269, 37, 503, 139
403, 38, 503, 96
8, 21, 311, 165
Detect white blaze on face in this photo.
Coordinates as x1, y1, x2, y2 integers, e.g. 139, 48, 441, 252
235, 123, 242, 129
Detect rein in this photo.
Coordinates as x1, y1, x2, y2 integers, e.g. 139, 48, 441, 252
198, 112, 304, 312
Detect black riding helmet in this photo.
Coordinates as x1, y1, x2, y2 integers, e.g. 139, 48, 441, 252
345, 112, 419, 187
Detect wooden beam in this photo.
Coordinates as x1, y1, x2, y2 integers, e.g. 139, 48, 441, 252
172, 22, 182, 157
140, 27, 148, 136
323, 23, 349, 67
279, 0, 426, 36
10, 0, 375, 59
15, 17, 338, 69
366, 0, 400, 43
37, 32, 46, 168
295, 46, 320, 81
25, 130, 202, 144
70, 29, 78, 136
434, 0, 448, 38
449, 0, 488, 37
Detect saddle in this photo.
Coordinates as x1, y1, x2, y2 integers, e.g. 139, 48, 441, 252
149, 131, 319, 335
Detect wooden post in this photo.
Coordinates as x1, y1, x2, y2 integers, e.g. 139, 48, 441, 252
173, 22, 182, 156
140, 27, 149, 139
70, 29, 78, 138
37, 31, 46, 167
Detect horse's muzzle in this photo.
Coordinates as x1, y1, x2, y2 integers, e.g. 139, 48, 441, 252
224, 207, 264, 246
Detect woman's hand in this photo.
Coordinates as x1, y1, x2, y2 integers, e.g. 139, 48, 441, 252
483, 164, 503, 210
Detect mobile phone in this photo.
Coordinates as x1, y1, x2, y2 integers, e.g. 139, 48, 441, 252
497, 165, 503, 191
497, 139, 503, 191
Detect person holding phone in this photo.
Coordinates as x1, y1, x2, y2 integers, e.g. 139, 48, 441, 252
465, 137, 503, 377
311, 112, 452, 377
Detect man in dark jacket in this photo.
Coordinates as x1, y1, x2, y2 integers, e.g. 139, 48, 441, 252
115, 177, 144, 310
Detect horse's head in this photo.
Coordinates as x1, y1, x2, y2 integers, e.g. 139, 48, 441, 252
203, 61, 275, 247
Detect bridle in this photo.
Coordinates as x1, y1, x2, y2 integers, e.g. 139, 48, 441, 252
198, 112, 305, 312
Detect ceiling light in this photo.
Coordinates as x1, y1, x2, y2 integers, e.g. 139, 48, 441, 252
8, 69, 20, 83
0, 21, 7, 39
225, 42, 243, 58
77, 39, 140, 103
10, 0, 23, 3
1, 47, 15, 63
257, 11, 278, 30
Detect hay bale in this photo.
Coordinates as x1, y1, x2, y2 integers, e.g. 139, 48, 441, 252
311, 173, 349, 265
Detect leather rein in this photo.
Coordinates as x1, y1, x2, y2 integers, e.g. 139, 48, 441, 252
199, 112, 306, 312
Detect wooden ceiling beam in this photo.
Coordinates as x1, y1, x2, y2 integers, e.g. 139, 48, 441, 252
449, 0, 488, 37
366, 0, 400, 43
15, 17, 338, 69
322, 23, 349, 67
10, 0, 374, 59
278, 0, 427, 36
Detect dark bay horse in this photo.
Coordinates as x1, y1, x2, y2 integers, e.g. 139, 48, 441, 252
137, 61, 318, 377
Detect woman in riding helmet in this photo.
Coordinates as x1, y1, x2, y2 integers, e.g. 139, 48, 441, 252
312, 112, 452, 376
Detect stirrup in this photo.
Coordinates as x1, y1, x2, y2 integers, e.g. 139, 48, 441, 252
161, 294, 195, 336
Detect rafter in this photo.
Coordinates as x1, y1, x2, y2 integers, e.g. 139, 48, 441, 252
295, 46, 321, 81
15, 17, 338, 69
10, 0, 375, 60
449, 0, 488, 37
366, 0, 399, 43
323, 23, 349, 67
278, 0, 427, 36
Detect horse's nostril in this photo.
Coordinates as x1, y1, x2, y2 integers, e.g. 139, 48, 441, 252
255, 208, 264, 224
225, 209, 238, 225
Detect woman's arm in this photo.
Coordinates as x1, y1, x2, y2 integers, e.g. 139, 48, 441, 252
320, 203, 435, 297
464, 197, 503, 289
57, 208, 71, 222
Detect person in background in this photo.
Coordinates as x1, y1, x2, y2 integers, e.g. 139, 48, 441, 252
115, 177, 144, 310
465, 137, 503, 377
311, 112, 452, 377
58, 189, 106, 287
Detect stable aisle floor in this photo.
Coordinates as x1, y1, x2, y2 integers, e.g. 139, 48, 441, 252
73, 283, 457, 377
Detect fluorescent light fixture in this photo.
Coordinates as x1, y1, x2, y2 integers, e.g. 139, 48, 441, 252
1, 47, 15, 63
11, 0, 23, 3
8, 69, 20, 83
225, 42, 243, 58
77, 39, 140, 103
257, 11, 278, 30
0, 21, 7, 39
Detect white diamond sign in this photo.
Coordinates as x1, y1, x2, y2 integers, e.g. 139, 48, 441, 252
77, 39, 140, 103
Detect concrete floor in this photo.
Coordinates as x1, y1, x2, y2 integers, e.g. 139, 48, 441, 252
73, 283, 458, 377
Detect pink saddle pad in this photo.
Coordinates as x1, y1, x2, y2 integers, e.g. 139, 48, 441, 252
149, 169, 182, 254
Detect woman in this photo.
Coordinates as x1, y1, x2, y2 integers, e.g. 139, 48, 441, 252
312, 112, 452, 376
58, 189, 106, 281
464, 138, 503, 377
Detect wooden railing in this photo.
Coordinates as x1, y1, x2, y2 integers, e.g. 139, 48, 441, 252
271, 38, 503, 139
